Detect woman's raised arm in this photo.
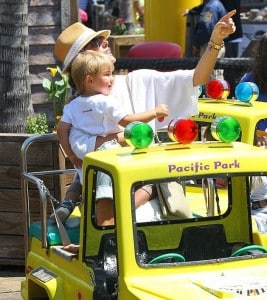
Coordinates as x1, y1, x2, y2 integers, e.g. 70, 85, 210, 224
193, 10, 236, 86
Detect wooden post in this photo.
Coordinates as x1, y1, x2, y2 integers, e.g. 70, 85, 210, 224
61, 0, 79, 30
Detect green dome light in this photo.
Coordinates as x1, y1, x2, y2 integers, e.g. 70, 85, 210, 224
211, 116, 241, 142
124, 122, 154, 148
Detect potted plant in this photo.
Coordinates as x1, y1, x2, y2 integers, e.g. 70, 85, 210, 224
42, 66, 70, 120
25, 113, 49, 134
112, 18, 127, 35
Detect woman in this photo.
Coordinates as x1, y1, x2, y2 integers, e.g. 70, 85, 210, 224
53, 10, 236, 227
240, 33, 267, 102
240, 33, 267, 133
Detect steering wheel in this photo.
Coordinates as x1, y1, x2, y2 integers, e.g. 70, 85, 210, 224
231, 245, 267, 257
148, 253, 185, 264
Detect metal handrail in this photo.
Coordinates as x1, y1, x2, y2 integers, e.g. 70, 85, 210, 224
20, 133, 75, 257
202, 178, 215, 217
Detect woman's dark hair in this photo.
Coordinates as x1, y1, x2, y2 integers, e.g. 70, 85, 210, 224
251, 33, 267, 93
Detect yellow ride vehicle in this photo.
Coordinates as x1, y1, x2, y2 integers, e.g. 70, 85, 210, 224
21, 123, 267, 299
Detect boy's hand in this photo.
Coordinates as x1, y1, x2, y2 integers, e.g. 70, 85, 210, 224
155, 104, 169, 118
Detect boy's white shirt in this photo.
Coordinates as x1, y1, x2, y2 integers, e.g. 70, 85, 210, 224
62, 94, 125, 136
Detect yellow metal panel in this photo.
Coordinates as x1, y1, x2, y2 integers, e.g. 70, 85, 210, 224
192, 99, 267, 145
84, 141, 267, 179
145, 0, 201, 51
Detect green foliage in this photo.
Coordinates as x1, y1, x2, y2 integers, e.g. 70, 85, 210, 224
26, 113, 49, 134
42, 66, 70, 117
112, 18, 127, 35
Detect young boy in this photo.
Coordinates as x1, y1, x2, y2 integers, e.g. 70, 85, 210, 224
53, 50, 169, 224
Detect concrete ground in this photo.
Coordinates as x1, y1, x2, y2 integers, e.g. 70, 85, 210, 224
0, 266, 25, 300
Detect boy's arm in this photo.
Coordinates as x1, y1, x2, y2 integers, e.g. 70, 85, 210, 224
118, 104, 168, 127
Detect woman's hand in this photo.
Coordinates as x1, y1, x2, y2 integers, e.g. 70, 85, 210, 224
193, 10, 236, 87
256, 136, 267, 147
68, 154, 83, 169
210, 10, 236, 46
95, 132, 126, 149
57, 121, 83, 169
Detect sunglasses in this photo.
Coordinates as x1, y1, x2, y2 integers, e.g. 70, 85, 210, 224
87, 36, 105, 48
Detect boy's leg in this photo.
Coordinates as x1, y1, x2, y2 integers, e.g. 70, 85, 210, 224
95, 198, 115, 226
50, 173, 82, 222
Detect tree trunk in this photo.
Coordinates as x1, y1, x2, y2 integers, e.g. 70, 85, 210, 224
0, 0, 33, 133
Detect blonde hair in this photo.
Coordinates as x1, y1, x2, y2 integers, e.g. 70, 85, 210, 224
71, 50, 113, 94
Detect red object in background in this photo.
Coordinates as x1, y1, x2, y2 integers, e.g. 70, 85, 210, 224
168, 118, 198, 144
206, 79, 230, 99
128, 41, 183, 58
79, 8, 88, 23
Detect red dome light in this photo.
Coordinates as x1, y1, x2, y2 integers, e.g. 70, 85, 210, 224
168, 118, 198, 144
206, 79, 230, 99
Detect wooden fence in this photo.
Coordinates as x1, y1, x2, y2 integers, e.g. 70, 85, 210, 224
0, 134, 63, 265
29, 0, 78, 122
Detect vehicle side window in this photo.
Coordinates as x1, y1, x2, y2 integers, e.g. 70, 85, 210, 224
85, 168, 116, 228
134, 176, 229, 224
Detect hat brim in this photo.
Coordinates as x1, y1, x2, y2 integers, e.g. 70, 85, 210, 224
62, 29, 111, 73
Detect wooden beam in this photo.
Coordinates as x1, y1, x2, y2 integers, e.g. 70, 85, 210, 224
61, 0, 79, 30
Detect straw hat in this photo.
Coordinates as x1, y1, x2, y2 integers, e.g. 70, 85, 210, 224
55, 22, 110, 72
